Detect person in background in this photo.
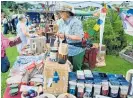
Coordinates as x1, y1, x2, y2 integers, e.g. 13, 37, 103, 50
16, 14, 31, 53
2, 15, 9, 34
14, 16, 18, 28
54, 12, 62, 25
56, 5, 85, 71
26, 15, 32, 26
8, 17, 13, 33
1, 12, 21, 73
11, 15, 16, 33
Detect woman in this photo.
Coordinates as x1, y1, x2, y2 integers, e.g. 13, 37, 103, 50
1, 12, 21, 73
3, 15, 9, 34
16, 14, 30, 53
56, 5, 85, 71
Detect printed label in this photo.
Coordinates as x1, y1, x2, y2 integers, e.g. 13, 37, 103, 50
50, 52, 57, 59
120, 86, 128, 94
78, 88, 84, 92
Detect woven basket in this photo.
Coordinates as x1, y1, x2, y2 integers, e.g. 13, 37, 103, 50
57, 93, 76, 98
37, 93, 56, 98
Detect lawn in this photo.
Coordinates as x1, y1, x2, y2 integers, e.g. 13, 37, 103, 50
1, 34, 133, 97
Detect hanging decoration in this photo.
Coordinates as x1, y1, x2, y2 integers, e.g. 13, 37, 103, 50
127, 9, 133, 15
97, 19, 103, 25
93, 24, 100, 32
88, 29, 96, 36
93, 12, 100, 17
107, 5, 111, 9
84, 32, 89, 39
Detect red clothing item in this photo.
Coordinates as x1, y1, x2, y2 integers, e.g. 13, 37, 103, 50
1, 33, 10, 57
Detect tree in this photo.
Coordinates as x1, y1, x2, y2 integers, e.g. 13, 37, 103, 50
82, 8, 127, 55
1, 1, 35, 16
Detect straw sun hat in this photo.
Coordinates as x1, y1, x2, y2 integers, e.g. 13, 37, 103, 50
56, 5, 74, 16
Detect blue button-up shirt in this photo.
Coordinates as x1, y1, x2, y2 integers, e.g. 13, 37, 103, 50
58, 17, 85, 56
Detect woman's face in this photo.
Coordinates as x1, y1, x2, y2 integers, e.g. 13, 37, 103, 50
1, 13, 4, 20
22, 17, 27, 23
59, 11, 69, 20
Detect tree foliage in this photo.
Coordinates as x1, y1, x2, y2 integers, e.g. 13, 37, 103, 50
82, 9, 127, 55
1, 1, 34, 16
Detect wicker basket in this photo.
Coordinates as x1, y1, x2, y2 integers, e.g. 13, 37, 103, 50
43, 58, 69, 96
57, 93, 76, 98
37, 93, 56, 98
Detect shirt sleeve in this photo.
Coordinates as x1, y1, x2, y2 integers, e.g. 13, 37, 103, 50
70, 20, 84, 38
1, 34, 10, 49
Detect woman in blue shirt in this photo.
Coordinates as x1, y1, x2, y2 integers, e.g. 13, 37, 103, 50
56, 5, 85, 71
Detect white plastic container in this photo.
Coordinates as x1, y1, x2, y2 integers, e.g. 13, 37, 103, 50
77, 70, 85, 80
93, 83, 101, 98
120, 82, 129, 98
109, 81, 119, 98
77, 82, 85, 98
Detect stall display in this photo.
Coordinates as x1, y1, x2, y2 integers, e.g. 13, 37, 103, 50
77, 82, 85, 98
6, 75, 23, 84
58, 42, 68, 64
129, 75, 133, 96
109, 81, 120, 98
102, 80, 109, 96
77, 70, 85, 80
84, 80, 93, 98
93, 79, 102, 98
68, 72, 77, 95
120, 81, 129, 98
28, 36, 46, 54
9, 84, 19, 96
84, 70, 93, 79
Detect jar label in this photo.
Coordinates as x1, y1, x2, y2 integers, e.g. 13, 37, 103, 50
50, 52, 57, 59
120, 86, 128, 94
59, 43, 68, 55
78, 88, 84, 92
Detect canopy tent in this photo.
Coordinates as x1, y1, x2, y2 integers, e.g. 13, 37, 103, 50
17, 1, 133, 52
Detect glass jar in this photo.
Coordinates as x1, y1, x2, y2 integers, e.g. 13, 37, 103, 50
58, 43, 68, 64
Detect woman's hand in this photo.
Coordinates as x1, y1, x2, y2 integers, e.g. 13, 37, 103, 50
56, 33, 65, 39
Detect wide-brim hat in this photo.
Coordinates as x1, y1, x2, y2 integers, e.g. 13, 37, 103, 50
56, 5, 74, 15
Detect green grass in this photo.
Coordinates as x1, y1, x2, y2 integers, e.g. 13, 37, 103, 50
1, 33, 133, 97
94, 55, 133, 75
125, 34, 133, 43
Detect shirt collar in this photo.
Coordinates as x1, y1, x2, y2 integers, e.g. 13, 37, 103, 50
64, 17, 72, 25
